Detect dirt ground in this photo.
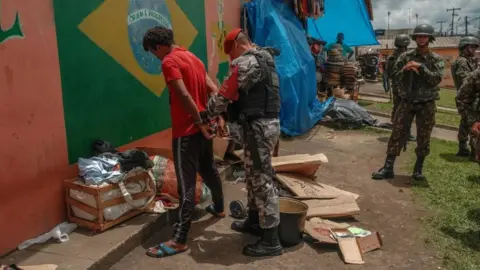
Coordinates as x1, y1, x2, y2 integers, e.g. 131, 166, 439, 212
110, 126, 441, 270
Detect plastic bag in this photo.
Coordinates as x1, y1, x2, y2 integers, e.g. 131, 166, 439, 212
18, 222, 77, 250
324, 98, 378, 128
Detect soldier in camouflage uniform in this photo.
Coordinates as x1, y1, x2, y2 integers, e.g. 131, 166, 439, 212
205, 28, 282, 257
456, 69, 480, 161
372, 24, 444, 181
451, 36, 479, 158
386, 34, 416, 141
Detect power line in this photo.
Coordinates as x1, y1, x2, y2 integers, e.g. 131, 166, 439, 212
447, 7, 461, 36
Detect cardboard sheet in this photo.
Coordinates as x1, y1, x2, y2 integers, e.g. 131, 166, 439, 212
305, 218, 351, 244
272, 154, 328, 178
276, 173, 359, 200
357, 232, 383, 254
303, 196, 360, 218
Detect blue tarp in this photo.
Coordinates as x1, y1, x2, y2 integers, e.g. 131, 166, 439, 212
307, 0, 379, 46
246, 0, 332, 136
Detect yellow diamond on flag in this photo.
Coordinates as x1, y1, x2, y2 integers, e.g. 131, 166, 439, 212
78, 0, 198, 96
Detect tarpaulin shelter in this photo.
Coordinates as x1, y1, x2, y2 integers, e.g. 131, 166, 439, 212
307, 0, 379, 46
243, 0, 378, 136
244, 0, 333, 136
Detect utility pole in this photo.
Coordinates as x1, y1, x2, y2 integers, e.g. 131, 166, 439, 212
456, 16, 462, 35
478, 17, 480, 37
447, 7, 461, 36
465, 16, 469, 35
416, 14, 418, 25
437, 20, 446, 36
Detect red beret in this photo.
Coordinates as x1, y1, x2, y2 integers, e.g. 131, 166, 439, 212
223, 28, 243, 54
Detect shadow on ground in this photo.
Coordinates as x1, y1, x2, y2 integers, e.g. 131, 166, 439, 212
467, 175, 480, 184
371, 175, 431, 189
140, 215, 305, 266
439, 153, 471, 163
440, 227, 480, 252
439, 208, 480, 252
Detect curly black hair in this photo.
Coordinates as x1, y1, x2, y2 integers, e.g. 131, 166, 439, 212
142, 26, 175, 52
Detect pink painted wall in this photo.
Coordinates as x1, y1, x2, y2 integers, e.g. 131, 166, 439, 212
204, 0, 241, 84
0, 0, 70, 254
0, 0, 242, 255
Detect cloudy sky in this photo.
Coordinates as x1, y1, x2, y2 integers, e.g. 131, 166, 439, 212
372, 0, 480, 34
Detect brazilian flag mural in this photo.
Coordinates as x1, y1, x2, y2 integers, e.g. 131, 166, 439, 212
54, 0, 209, 163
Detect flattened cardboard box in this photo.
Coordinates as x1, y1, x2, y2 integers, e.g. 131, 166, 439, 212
276, 173, 359, 200
356, 232, 383, 254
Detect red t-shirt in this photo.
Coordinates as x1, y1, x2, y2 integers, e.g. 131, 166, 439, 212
162, 47, 208, 138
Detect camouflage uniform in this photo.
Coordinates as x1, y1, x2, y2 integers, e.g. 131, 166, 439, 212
386, 50, 403, 122
451, 53, 478, 155
456, 69, 480, 158
372, 36, 444, 182
387, 49, 444, 157
206, 47, 281, 229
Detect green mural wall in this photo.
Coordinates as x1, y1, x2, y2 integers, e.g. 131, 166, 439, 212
53, 0, 207, 163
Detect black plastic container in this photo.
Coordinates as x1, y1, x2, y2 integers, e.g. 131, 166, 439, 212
278, 197, 309, 247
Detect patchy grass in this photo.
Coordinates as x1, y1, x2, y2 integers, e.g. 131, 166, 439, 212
438, 88, 457, 109
408, 138, 480, 270
358, 100, 460, 128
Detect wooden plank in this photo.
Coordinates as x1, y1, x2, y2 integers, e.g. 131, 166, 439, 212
99, 172, 149, 192
100, 190, 154, 208
66, 196, 99, 216
68, 215, 101, 231
64, 179, 100, 195
100, 209, 143, 231
303, 196, 360, 218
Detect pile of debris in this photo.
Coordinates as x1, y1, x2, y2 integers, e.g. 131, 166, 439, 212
213, 137, 383, 264
272, 153, 382, 265
226, 148, 382, 265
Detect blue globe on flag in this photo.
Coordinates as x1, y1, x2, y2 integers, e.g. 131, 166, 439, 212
128, 0, 172, 75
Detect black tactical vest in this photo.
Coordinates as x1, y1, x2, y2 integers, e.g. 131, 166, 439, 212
227, 48, 280, 123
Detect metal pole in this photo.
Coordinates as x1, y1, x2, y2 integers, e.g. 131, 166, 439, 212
387, 11, 390, 49
447, 7, 461, 36
465, 16, 468, 35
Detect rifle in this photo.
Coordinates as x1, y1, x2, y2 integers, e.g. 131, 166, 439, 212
401, 69, 415, 152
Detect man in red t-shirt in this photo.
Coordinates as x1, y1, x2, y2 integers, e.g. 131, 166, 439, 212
142, 26, 225, 258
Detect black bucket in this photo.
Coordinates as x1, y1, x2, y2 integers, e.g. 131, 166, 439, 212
278, 197, 309, 247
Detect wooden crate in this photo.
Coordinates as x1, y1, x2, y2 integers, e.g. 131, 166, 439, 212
64, 170, 155, 232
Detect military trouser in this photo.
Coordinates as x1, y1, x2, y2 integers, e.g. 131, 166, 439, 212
228, 118, 281, 229
387, 100, 436, 157
458, 115, 476, 151
392, 92, 414, 134
476, 136, 480, 161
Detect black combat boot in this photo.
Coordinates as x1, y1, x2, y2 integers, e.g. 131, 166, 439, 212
242, 226, 283, 257
231, 210, 262, 237
412, 156, 426, 181
456, 141, 470, 157
372, 155, 396, 180
469, 148, 477, 162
